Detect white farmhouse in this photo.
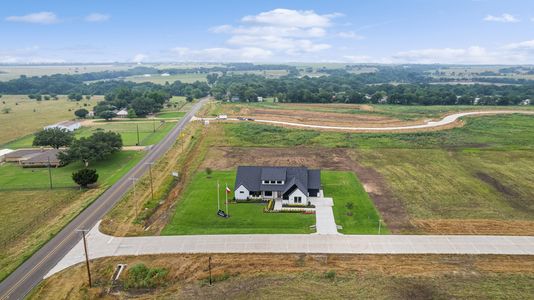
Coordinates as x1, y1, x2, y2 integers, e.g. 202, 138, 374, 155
44, 121, 81, 132
234, 166, 322, 205
116, 108, 129, 118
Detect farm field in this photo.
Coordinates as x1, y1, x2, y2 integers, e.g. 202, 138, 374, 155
124, 73, 207, 84
29, 253, 534, 300
162, 170, 316, 235
209, 101, 534, 125
5, 121, 175, 148
155, 111, 186, 118
0, 150, 145, 281
0, 64, 133, 81
0, 95, 99, 146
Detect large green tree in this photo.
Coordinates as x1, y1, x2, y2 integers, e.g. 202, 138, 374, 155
33, 128, 74, 149
74, 108, 89, 119
72, 169, 99, 188
59, 131, 122, 166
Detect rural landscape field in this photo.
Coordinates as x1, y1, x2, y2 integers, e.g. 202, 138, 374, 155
1, 1, 534, 299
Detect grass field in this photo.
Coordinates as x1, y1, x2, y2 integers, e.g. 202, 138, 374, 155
0, 95, 99, 146
125, 73, 207, 84
29, 254, 534, 300
162, 170, 383, 235
162, 171, 316, 235
222, 114, 534, 150
156, 111, 186, 118
0, 150, 145, 281
0, 151, 144, 190
5, 121, 175, 148
324, 171, 388, 234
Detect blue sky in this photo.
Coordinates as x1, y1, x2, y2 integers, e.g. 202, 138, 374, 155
1, 0, 534, 64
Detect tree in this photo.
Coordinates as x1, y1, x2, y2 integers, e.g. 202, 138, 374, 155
72, 169, 99, 188
74, 108, 89, 119
131, 97, 156, 117
59, 131, 122, 166
207, 73, 219, 85
99, 110, 116, 121
33, 128, 74, 149
127, 108, 137, 118
68, 93, 83, 101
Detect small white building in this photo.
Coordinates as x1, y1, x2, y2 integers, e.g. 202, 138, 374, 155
0, 149, 15, 162
116, 109, 129, 118
520, 99, 531, 105
217, 114, 227, 120
44, 121, 81, 132
257, 96, 263, 102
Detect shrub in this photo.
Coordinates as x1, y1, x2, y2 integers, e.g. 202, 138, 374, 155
72, 169, 99, 188
124, 263, 169, 289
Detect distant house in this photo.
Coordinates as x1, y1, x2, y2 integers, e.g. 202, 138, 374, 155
234, 166, 322, 204
520, 99, 531, 105
257, 96, 263, 102
0, 149, 15, 162
116, 109, 129, 118
44, 121, 81, 132
3, 149, 62, 167
230, 96, 240, 102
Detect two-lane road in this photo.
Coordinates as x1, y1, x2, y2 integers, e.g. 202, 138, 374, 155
0, 97, 209, 300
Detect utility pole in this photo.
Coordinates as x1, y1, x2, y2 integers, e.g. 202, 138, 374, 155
145, 162, 154, 202
77, 229, 92, 288
378, 219, 382, 235
130, 177, 138, 215
136, 123, 140, 146
153, 118, 156, 133
47, 157, 53, 189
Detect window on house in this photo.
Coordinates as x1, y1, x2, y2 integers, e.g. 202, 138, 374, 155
264, 191, 273, 196
240, 191, 244, 194
294, 196, 302, 203
276, 180, 282, 184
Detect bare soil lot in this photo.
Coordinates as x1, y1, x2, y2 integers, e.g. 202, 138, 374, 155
30, 253, 534, 300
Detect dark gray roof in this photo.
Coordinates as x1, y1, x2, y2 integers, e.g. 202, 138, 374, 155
235, 166, 321, 194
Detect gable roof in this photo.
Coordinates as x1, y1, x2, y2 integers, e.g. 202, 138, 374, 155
235, 166, 321, 194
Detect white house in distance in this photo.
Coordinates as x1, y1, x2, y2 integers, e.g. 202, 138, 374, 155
116, 108, 129, 118
234, 166, 322, 205
44, 120, 81, 132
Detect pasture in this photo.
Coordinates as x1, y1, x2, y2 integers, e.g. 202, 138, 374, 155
0, 95, 99, 146
124, 73, 207, 84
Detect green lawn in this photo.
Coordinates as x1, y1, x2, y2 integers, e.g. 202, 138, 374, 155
323, 171, 388, 234
162, 171, 315, 235
5, 122, 175, 148
162, 170, 383, 235
156, 111, 186, 119
0, 151, 144, 190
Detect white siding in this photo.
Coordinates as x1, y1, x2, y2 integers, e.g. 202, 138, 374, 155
288, 188, 307, 204
235, 185, 249, 200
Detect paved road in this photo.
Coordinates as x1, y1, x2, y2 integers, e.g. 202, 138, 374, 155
0, 97, 210, 300
46, 221, 534, 278
200, 110, 534, 132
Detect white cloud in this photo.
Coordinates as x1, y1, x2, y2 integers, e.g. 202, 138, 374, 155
5, 12, 59, 24
337, 31, 365, 40
209, 8, 339, 57
132, 53, 147, 63
483, 13, 519, 23
503, 40, 534, 51
85, 13, 110, 22
343, 55, 374, 63
241, 8, 340, 28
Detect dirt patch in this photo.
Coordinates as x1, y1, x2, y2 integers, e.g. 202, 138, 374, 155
413, 219, 534, 235
201, 147, 415, 233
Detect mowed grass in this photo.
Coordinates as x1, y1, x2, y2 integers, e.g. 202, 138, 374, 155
0, 95, 99, 146
0, 151, 144, 190
162, 171, 315, 235
5, 121, 175, 148
324, 171, 388, 234
156, 111, 186, 119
